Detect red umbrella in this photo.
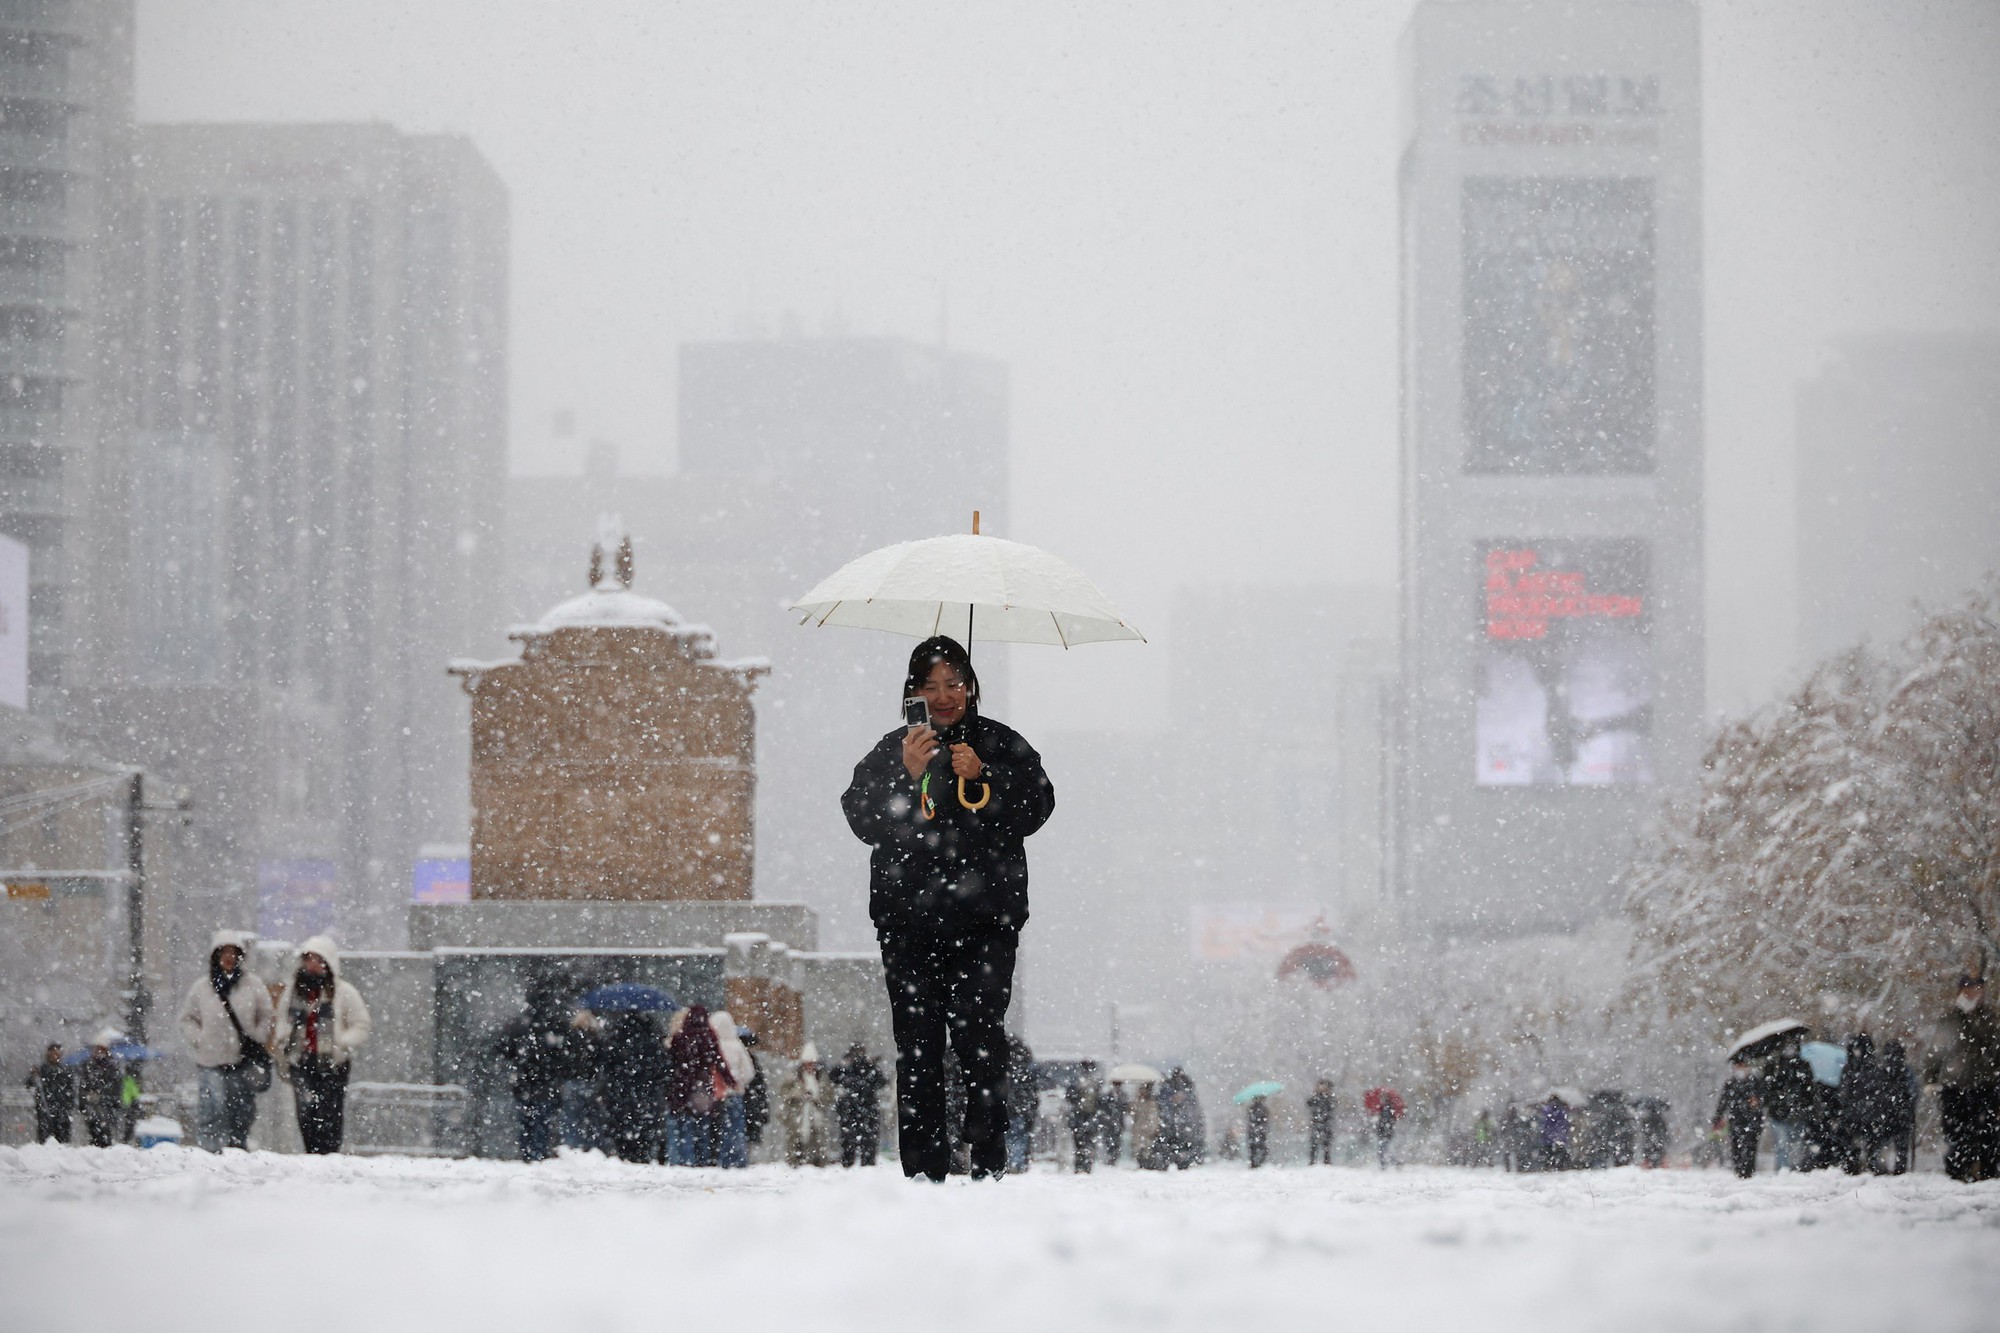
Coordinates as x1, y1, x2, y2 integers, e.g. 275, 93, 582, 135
1276, 942, 1357, 987
1362, 1087, 1406, 1118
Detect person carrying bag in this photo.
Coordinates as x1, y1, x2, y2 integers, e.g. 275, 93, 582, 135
177, 928, 273, 1151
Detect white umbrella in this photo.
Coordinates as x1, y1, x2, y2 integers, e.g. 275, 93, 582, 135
789, 519, 1144, 650
1726, 1017, 1810, 1061
1545, 1086, 1589, 1108
1107, 1063, 1163, 1085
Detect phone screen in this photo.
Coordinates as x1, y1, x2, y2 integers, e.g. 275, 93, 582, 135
903, 697, 929, 729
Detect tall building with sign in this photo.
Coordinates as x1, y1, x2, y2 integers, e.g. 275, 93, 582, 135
1395, 1, 1704, 937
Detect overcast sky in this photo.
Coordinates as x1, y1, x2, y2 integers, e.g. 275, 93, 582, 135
139, 1, 2000, 733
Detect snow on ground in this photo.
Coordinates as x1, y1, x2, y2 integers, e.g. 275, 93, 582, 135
3, 1146, 1997, 1332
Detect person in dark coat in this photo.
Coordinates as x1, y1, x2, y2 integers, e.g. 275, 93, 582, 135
1065, 1069, 1100, 1173
494, 982, 589, 1162
663, 1004, 731, 1166
1761, 1041, 1816, 1171
829, 1043, 888, 1167
1157, 1066, 1206, 1169
1098, 1081, 1129, 1165
77, 1033, 124, 1148
1004, 1034, 1037, 1173
1837, 1033, 1901, 1174
1923, 971, 2000, 1182
24, 1042, 74, 1144
1245, 1095, 1271, 1168
1306, 1079, 1336, 1165
1713, 1060, 1765, 1178
843, 636, 1055, 1182
1880, 1039, 1918, 1175
738, 1027, 771, 1151
1636, 1098, 1670, 1168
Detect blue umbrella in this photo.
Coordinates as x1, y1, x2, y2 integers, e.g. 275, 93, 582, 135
578, 982, 678, 1013
62, 1041, 163, 1065
1799, 1041, 1847, 1087
1232, 1080, 1285, 1104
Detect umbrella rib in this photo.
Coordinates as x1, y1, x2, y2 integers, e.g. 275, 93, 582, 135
1052, 611, 1070, 650
814, 600, 843, 628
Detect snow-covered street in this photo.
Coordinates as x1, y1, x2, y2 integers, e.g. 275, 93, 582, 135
3, 1147, 1996, 1332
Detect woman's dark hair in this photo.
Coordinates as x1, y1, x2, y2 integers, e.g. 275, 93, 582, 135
903, 635, 980, 713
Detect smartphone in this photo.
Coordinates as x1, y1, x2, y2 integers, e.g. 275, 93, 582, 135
903, 697, 929, 729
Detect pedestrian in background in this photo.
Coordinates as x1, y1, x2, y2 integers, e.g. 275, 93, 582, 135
738, 1027, 771, 1156
494, 981, 589, 1162
1130, 1083, 1163, 1169
1244, 1094, 1270, 1169
780, 1043, 835, 1167
273, 936, 371, 1155
1306, 1079, 1336, 1165
1158, 1066, 1206, 1170
663, 1003, 730, 1166
1761, 1039, 1815, 1171
77, 1031, 124, 1148
1065, 1069, 1100, 1173
706, 1010, 756, 1168
1880, 1039, 1918, 1175
1924, 970, 2000, 1182
176, 928, 272, 1152
1713, 1059, 1764, 1179
830, 1043, 887, 1167
1004, 1034, 1037, 1173
842, 636, 1055, 1181
24, 1042, 73, 1144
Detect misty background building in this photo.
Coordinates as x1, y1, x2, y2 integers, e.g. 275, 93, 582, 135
1395, 0, 1706, 939
1795, 332, 2000, 664
96, 121, 507, 950
0, 0, 133, 706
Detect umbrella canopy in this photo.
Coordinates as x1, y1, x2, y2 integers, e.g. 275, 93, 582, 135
1107, 1063, 1163, 1085
1544, 1086, 1589, 1108
1232, 1081, 1285, 1104
578, 983, 678, 1013
1362, 1087, 1406, 1117
1727, 1017, 1809, 1062
62, 1040, 161, 1065
1799, 1041, 1848, 1087
789, 531, 1144, 650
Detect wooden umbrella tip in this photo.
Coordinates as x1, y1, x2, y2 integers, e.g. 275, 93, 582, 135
973, 510, 981, 535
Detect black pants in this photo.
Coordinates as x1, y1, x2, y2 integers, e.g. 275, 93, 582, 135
1728, 1119, 1762, 1178
1308, 1126, 1332, 1165
1941, 1086, 2000, 1183
1070, 1121, 1095, 1172
880, 927, 1017, 1181
840, 1114, 879, 1167
293, 1060, 350, 1155
35, 1109, 71, 1144
1247, 1126, 1268, 1168
83, 1111, 117, 1148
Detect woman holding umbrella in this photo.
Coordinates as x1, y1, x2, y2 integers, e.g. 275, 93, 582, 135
842, 635, 1055, 1181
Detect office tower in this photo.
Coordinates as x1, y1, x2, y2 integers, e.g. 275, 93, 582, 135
111, 123, 507, 943
1396, 1, 1704, 936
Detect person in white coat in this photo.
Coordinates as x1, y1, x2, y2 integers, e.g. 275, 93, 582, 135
710, 1009, 756, 1167
272, 935, 372, 1154
176, 928, 273, 1151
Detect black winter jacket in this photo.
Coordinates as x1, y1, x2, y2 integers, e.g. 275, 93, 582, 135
842, 713, 1054, 935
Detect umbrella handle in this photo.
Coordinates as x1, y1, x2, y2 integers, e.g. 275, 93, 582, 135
956, 777, 990, 811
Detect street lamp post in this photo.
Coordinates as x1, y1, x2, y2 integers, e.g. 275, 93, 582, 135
123, 772, 194, 1044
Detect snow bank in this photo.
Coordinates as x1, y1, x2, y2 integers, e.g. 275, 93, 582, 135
1, 1147, 1995, 1332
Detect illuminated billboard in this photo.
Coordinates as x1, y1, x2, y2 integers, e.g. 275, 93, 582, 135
1462, 177, 1655, 474
256, 859, 338, 941
1476, 540, 1652, 785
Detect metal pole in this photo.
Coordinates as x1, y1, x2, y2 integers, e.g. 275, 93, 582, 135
124, 771, 148, 1043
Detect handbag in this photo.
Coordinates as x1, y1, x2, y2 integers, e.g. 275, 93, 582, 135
218, 984, 274, 1093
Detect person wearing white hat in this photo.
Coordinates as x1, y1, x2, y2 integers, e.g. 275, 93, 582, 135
272, 935, 372, 1154
779, 1043, 836, 1167
176, 928, 273, 1151
77, 1028, 126, 1147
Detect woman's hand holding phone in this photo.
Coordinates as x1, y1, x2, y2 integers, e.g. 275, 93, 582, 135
902, 724, 938, 781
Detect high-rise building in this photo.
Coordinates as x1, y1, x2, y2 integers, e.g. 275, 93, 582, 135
1796, 333, 2000, 664
1396, 1, 1705, 937
105, 123, 508, 944
0, 0, 134, 705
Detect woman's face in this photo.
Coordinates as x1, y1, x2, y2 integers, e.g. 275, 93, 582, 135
919, 660, 970, 727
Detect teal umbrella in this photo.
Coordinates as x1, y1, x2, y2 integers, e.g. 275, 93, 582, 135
1233, 1080, 1285, 1104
